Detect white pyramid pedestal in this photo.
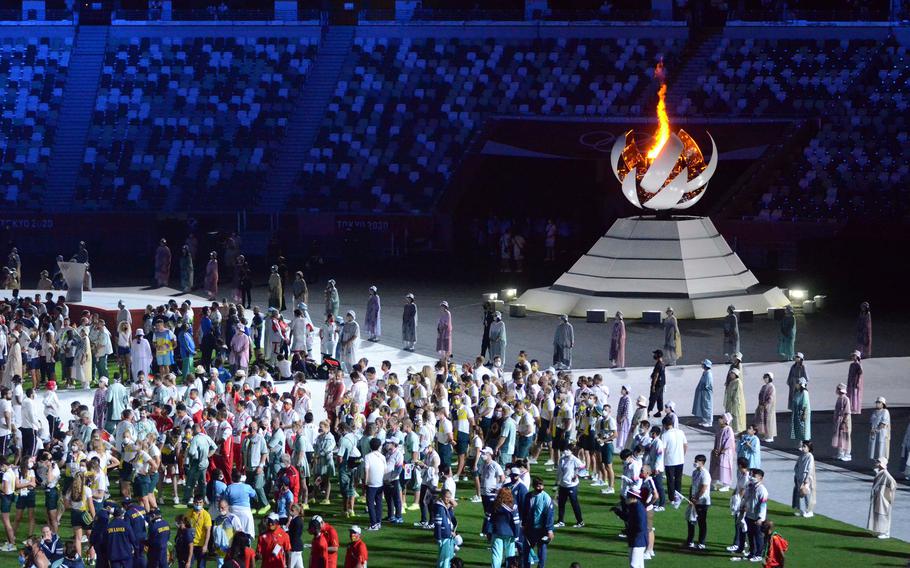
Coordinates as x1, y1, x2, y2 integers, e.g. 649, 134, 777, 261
518, 216, 789, 319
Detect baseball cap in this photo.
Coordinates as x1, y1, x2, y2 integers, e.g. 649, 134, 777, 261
267, 513, 280, 522
481, 447, 494, 456
350, 525, 362, 534
509, 467, 521, 477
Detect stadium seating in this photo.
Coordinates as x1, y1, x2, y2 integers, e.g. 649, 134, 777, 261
290, 36, 685, 212
0, 35, 71, 207
76, 35, 318, 209
751, 42, 908, 221
676, 37, 878, 117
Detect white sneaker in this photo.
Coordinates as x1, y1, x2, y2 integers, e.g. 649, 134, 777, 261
718, 485, 731, 492
470, 495, 482, 503
803, 512, 814, 518
877, 533, 890, 539
763, 438, 774, 443
726, 545, 740, 552
544, 460, 554, 466
643, 551, 653, 560
528, 458, 538, 465
601, 487, 615, 495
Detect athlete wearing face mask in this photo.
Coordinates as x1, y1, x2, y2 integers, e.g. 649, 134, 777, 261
185, 496, 212, 567
257, 513, 291, 568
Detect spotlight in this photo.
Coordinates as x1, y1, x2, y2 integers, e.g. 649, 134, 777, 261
500, 289, 518, 302
788, 289, 808, 301
482, 293, 498, 302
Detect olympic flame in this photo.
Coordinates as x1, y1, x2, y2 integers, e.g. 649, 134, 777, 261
610, 59, 718, 211
646, 61, 669, 162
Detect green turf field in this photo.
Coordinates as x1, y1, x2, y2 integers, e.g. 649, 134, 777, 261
11, 362, 909, 566
4, 463, 908, 568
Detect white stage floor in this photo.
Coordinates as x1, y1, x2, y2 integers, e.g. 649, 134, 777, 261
3, 286, 202, 311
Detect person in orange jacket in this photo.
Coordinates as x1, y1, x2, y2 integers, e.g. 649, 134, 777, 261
257, 513, 291, 568
342, 526, 368, 568
761, 520, 789, 567
308, 516, 340, 568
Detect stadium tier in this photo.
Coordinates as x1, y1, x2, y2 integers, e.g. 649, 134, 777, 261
292, 35, 685, 212
76, 34, 318, 210
0, 35, 71, 207
0, 22, 907, 221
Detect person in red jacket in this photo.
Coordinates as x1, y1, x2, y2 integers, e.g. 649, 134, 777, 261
257, 513, 291, 568
343, 526, 368, 568
279, 457, 300, 504
762, 520, 789, 567
308, 516, 340, 568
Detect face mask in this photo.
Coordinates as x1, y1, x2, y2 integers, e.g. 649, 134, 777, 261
193, 505, 202, 511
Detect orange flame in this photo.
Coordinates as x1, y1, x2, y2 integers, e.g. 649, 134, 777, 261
646, 61, 669, 162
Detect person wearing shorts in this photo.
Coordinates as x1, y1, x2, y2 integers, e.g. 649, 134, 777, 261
14, 463, 37, 537
0, 460, 16, 551
41, 451, 61, 533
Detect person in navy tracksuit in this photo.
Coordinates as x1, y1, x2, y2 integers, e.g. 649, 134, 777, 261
506, 468, 528, 558
124, 500, 147, 568
145, 509, 171, 568
521, 477, 554, 568
434, 489, 458, 568
91, 504, 113, 568
105, 507, 137, 568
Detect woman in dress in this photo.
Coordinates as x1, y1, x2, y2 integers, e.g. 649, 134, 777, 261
790, 378, 811, 444
324, 280, 340, 318
402, 293, 418, 352
832, 383, 852, 462
846, 350, 863, 415
615, 385, 632, 450
436, 301, 453, 360
778, 305, 796, 361
662, 307, 681, 366
364, 286, 381, 342
724, 367, 747, 434
792, 440, 816, 517
754, 372, 777, 443
856, 301, 872, 358
692, 359, 713, 427
179, 245, 194, 292
710, 413, 736, 492
869, 396, 891, 462
205, 251, 219, 300
74, 328, 92, 390
609, 311, 626, 368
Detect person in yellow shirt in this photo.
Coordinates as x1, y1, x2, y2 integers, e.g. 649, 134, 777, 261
186, 495, 212, 566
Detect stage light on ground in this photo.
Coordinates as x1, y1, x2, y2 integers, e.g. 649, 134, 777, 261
788, 289, 808, 301
500, 288, 518, 302
482, 293, 498, 302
